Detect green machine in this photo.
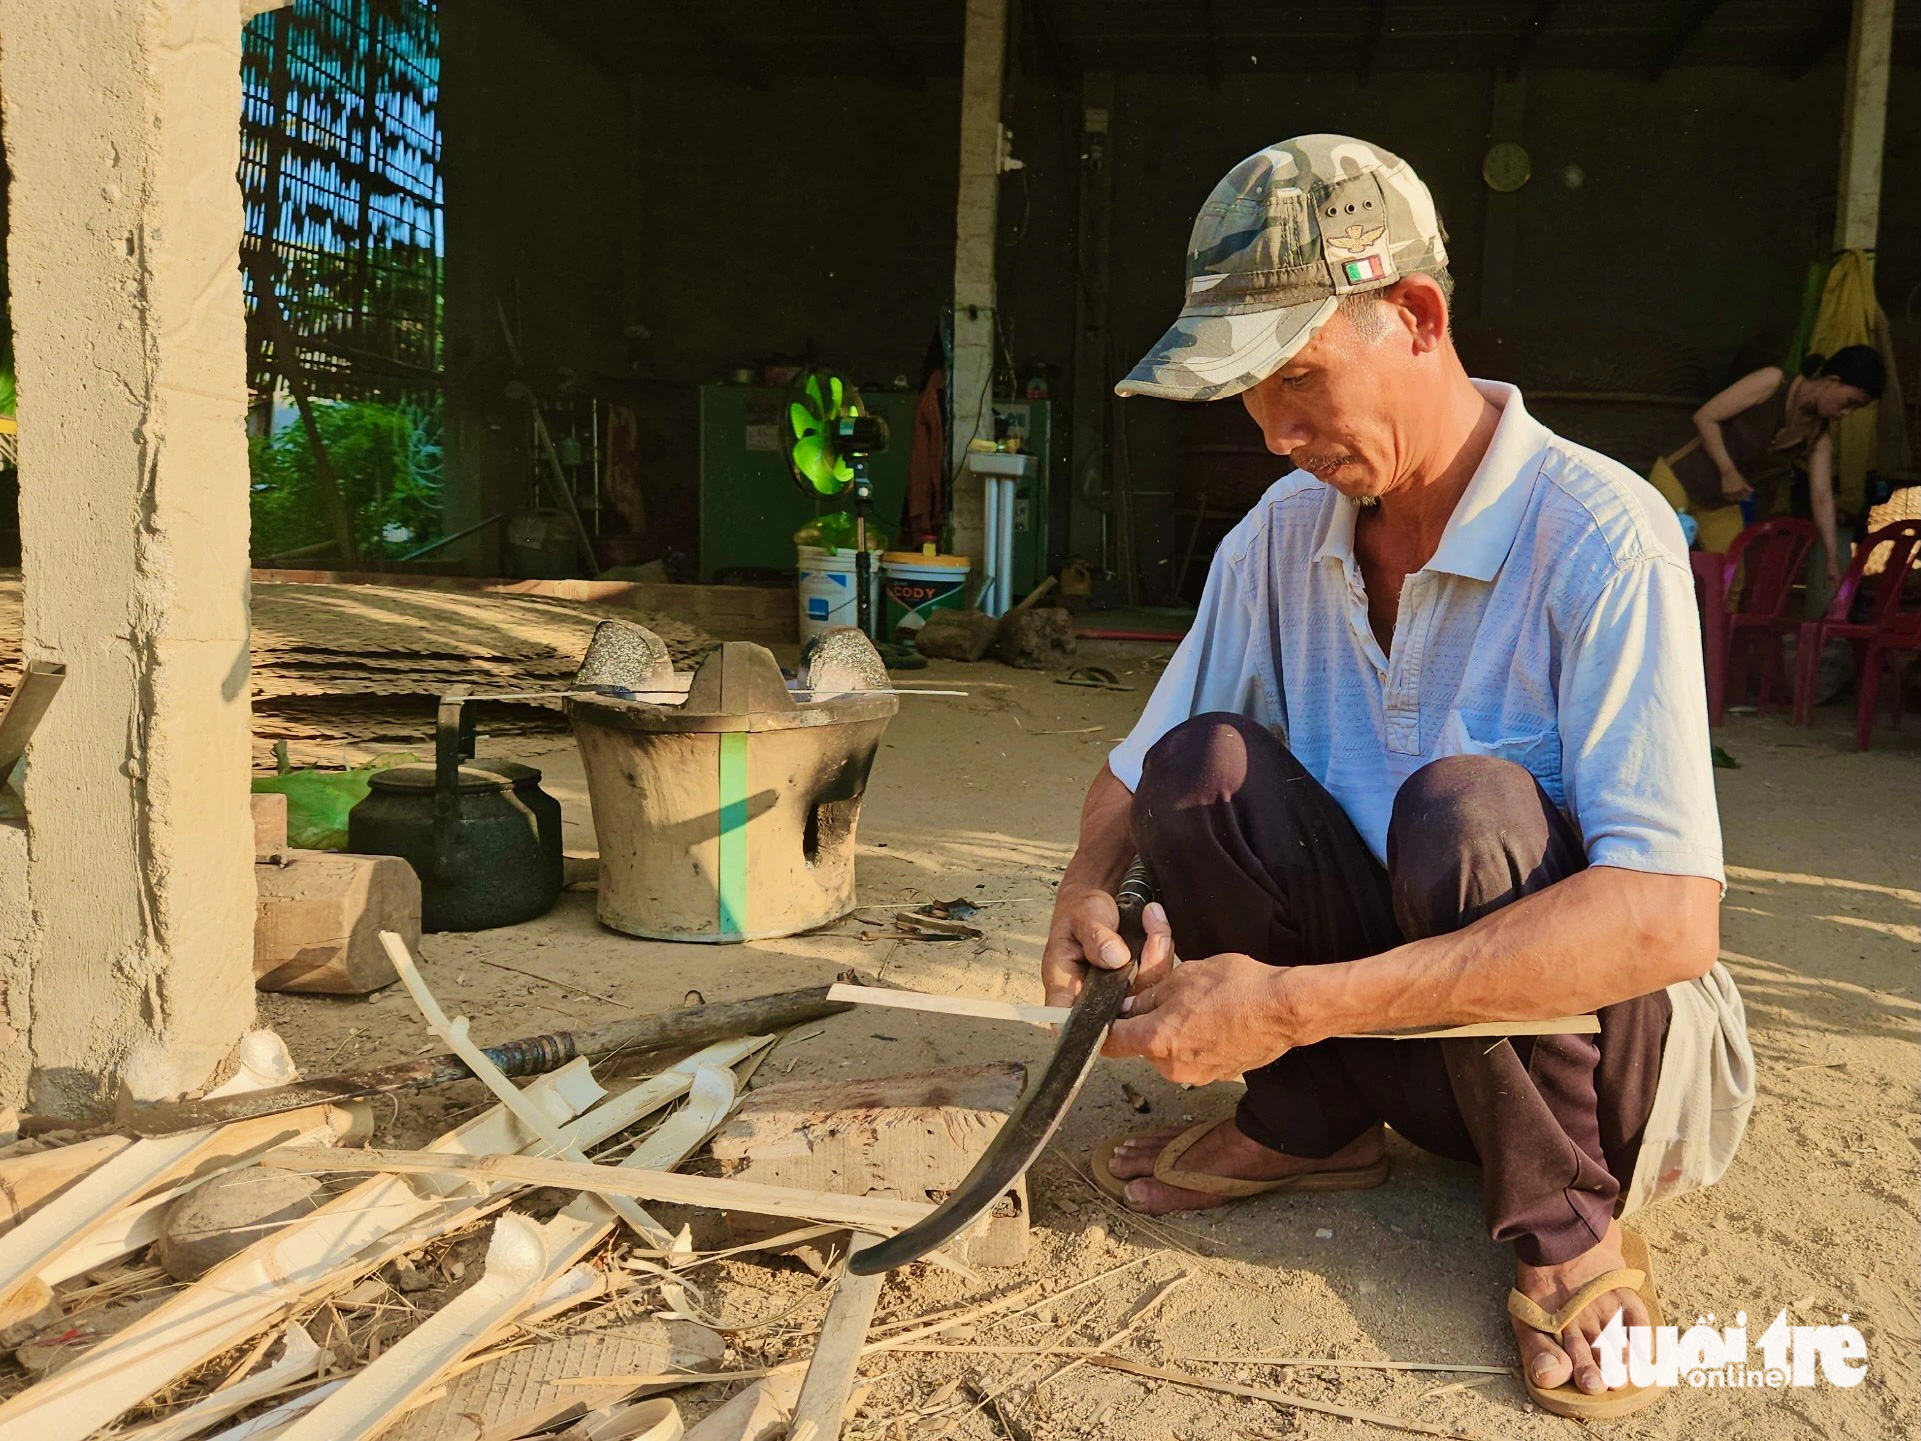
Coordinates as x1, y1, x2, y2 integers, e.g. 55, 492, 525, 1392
698, 383, 1052, 592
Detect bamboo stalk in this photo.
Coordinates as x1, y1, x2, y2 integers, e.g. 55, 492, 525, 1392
262, 1146, 935, 1232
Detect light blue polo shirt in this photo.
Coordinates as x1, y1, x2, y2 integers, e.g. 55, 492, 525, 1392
1109, 382, 1725, 882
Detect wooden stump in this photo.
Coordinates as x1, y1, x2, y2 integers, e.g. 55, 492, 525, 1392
254, 851, 421, 994
709, 1064, 1028, 1268
995, 607, 1075, 669
914, 609, 999, 662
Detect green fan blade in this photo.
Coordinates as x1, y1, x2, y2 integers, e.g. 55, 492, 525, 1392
792, 435, 839, 494
783, 369, 861, 497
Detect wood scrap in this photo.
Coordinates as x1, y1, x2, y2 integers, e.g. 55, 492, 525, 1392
0, 1061, 609, 1441
710, 1066, 1027, 1269
200, 1378, 346, 1441
36, 1177, 195, 1289
123, 982, 849, 1138
1087, 1356, 1499, 1440
377, 1321, 723, 1441
788, 1237, 884, 1441
883, 910, 983, 941
679, 1372, 801, 1441
277, 1214, 551, 1441
0, 1032, 339, 1315
556, 1398, 684, 1441
260, 1148, 938, 1233
305, 1048, 753, 1441
256, 854, 420, 995
0, 1279, 53, 1337
0, 1135, 136, 1235
251, 793, 289, 857
113, 1325, 323, 1441
382, 929, 663, 1241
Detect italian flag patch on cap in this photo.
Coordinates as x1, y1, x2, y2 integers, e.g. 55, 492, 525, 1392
1342, 254, 1386, 284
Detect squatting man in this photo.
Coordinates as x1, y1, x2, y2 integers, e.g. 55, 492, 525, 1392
1041, 135, 1755, 1422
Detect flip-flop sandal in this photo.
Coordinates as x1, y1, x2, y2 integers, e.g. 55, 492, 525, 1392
1090, 1120, 1391, 1207
1507, 1227, 1665, 1420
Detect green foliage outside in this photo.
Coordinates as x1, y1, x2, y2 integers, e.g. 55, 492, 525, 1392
250, 397, 443, 560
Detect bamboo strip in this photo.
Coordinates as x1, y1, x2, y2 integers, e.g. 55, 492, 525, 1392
826, 984, 1599, 1038
261, 1148, 935, 1232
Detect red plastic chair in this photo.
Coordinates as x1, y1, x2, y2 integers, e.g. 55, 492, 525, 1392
1690, 551, 1729, 727
1791, 520, 1921, 740
1855, 524, 1921, 749
1710, 518, 1819, 725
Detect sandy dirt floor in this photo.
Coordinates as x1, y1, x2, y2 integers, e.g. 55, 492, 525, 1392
258, 648, 1920, 1441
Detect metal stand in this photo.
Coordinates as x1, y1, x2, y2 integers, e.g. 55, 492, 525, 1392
851, 461, 875, 642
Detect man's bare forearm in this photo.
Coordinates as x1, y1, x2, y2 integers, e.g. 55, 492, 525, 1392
1273, 866, 1721, 1044
1060, 765, 1137, 897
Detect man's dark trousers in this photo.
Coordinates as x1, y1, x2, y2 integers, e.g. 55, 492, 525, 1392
1131, 713, 1670, 1265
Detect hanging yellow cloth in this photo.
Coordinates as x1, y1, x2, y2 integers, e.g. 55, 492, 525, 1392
1806, 250, 1884, 516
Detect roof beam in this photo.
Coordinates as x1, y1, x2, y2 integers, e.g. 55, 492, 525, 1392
1357, 0, 1388, 86
1200, 0, 1221, 88
1647, 0, 1725, 80
847, 0, 924, 90
664, 0, 770, 91
1785, 0, 1852, 80
1501, 0, 1557, 81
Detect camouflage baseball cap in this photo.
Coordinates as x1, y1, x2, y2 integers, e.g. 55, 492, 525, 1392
1116, 135, 1449, 402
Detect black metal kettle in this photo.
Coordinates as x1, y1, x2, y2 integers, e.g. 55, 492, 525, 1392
348, 692, 563, 932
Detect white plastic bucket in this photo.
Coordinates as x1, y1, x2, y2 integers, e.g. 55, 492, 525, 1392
796, 545, 881, 642
881, 551, 971, 635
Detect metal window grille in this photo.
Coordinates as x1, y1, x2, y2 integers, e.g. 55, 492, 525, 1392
241, 0, 441, 405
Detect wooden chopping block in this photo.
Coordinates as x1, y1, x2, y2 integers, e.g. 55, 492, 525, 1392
254, 850, 421, 994
251, 792, 289, 858
708, 1064, 1028, 1268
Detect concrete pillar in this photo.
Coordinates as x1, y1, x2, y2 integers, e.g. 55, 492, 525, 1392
949, 0, 1008, 576
1834, 0, 1894, 251
0, 0, 258, 1113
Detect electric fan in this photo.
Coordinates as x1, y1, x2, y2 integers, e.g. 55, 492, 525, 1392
781, 369, 890, 641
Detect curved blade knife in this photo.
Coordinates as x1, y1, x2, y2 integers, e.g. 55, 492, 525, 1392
849, 862, 1152, 1275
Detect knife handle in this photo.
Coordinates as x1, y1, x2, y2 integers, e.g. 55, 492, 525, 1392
1114, 856, 1155, 957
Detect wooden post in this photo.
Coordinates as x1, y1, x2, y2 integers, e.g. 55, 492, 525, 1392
1834, 0, 1894, 252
